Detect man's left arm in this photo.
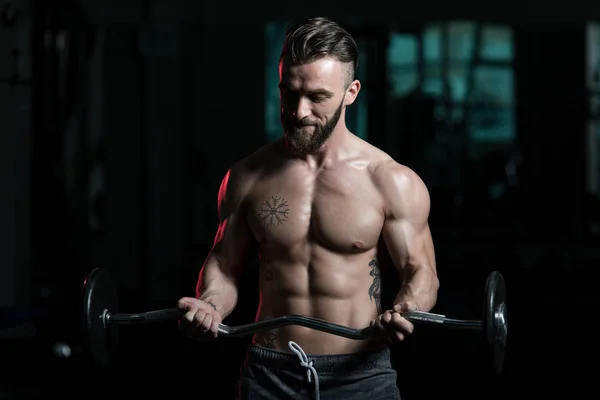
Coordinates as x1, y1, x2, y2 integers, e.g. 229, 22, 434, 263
378, 162, 439, 313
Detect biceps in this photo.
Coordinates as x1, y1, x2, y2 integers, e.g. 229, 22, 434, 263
212, 212, 252, 276
417, 225, 436, 271
383, 219, 435, 271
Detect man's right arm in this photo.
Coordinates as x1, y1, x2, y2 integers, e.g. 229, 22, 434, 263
194, 163, 254, 319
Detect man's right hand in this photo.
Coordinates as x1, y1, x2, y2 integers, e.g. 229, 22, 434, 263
177, 297, 222, 341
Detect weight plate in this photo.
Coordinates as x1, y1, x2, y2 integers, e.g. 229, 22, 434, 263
82, 268, 119, 367
484, 271, 508, 375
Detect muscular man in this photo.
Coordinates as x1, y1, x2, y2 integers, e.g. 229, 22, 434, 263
178, 17, 439, 399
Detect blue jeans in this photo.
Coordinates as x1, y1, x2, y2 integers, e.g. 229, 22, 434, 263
237, 344, 401, 400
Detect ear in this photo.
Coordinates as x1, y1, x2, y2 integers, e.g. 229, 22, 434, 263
344, 80, 361, 106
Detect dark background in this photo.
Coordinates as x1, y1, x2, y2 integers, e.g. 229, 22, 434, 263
1, 0, 599, 398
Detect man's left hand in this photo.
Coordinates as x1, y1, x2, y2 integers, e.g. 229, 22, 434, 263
371, 301, 416, 344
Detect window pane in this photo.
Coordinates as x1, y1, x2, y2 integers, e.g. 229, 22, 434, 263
448, 64, 469, 102
423, 65, 443, 96
346, 37, 369, 140
408, 22, 516, 191
423, 24, 441, 62
388, 33, 418, 98
587, 23, 600, 92
264, 22, 287, 143
468, 107, 514, 142
424, 63, 472, 102
388, 33, 418, 66
470, 67, 514, 106
587, 24, 600, 194
480, 25, 513, 61
596, 122, 600, 185
448, 21, 475, 61
390, 69, 419, 98
593, 121, 600, 194
591, 94, 600, 118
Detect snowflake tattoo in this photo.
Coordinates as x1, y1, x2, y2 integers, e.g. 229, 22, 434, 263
257, 196, 290, 227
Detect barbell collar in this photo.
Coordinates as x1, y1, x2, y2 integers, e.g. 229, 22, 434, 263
403, 311, 482, 330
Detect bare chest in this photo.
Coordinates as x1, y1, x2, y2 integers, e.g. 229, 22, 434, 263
246, 167, 385, 253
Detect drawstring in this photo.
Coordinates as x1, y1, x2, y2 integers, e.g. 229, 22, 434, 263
288, 341, 320, 400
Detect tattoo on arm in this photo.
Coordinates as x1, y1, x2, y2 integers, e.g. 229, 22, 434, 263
368, 259, 382, 314
263, 332, 277, 348
257, 196, 290, 228
207, 301, 217, 311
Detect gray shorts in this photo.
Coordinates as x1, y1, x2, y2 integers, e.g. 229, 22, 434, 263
236, 344, 401, 400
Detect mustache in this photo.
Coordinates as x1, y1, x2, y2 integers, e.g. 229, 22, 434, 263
290, 120, 317, 127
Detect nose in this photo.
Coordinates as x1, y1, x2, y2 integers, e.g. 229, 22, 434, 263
292, 97, 311, 120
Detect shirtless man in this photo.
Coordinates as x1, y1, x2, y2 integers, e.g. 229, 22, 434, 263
177, 17, 439, 399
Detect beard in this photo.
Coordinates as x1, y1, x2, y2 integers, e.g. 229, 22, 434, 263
282, 100, 344, 156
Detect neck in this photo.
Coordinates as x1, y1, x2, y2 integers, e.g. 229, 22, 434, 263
292, 123, 351, 169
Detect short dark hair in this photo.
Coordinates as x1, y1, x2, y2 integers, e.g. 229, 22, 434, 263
280, 17, 359, 87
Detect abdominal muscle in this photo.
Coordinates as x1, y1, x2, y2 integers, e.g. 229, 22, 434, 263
251, 250, 385, 355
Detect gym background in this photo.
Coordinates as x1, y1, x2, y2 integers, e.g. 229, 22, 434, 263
0, 0, 597, 398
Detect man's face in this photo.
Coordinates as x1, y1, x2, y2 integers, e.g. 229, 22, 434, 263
279, 57, 359, 156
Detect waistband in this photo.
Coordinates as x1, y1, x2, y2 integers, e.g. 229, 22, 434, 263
246, 345, 392, 373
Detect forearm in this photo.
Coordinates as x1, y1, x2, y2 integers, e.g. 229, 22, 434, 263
195, 257, 240, 319
395, 265, 439, 312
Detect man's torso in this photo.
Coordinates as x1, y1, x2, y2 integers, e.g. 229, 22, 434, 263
240, 137, 395, 354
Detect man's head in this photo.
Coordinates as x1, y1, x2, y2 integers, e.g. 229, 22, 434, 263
278, 17, 361, 156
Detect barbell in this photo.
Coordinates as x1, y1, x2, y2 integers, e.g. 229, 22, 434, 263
81, 268, 508, 374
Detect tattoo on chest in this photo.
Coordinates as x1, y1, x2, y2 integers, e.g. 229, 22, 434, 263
256, 196, 290, 228
262, 332, 277, 348
368, 259, 382, 314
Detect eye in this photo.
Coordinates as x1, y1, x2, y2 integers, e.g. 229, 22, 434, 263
311, 96, 325, 103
